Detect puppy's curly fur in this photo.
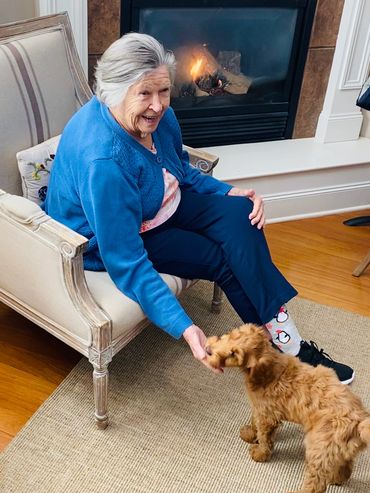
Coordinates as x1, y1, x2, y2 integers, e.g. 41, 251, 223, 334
206, 324, 370, 493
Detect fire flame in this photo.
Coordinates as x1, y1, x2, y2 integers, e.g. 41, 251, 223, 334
190, 58, 204, 80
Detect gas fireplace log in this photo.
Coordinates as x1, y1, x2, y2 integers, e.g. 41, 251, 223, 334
224, 70, 251, 95
195, 86, 209, 97
195, 46, 251, 95
174, 45, 251, 97
195, 70, 229, 95
178, 82, 209, 98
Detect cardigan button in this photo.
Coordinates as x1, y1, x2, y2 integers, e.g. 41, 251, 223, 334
156, 156, 162, 163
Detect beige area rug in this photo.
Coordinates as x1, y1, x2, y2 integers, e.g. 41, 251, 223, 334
1, 281, 370, 493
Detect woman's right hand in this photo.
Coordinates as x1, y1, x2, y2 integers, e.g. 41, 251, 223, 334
183, 324, 223, 374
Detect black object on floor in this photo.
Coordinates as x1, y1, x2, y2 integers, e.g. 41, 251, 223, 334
343, 216, 370, 227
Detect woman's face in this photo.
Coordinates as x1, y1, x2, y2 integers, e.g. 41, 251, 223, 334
116, 65, 171, 138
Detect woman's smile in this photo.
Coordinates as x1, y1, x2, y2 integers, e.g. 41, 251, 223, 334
142, 114, 161, 127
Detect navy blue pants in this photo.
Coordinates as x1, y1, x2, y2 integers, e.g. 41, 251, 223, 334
141, 191, 297, 325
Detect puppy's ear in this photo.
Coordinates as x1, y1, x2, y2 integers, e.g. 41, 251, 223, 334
231, 347, 246, 366
231, 347, 259, 368
244, 350, 259, 369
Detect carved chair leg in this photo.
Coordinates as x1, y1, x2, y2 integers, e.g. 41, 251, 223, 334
211, 282, 223, 313
92, 364, 109, 429
89, 347, 112, 429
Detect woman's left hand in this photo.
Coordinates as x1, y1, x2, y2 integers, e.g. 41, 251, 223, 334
227, 187, 265, 229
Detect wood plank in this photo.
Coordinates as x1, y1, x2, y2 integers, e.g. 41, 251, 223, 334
265, 209, 370, 317
0, 305, 80, 451
0, 429, 12, 451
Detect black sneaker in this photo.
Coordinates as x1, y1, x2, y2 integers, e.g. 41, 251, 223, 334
297, 340, 355, 385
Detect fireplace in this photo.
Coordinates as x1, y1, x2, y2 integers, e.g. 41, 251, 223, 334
121, 0, 317, 147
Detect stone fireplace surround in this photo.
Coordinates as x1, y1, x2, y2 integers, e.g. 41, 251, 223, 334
37, 0, 370, 221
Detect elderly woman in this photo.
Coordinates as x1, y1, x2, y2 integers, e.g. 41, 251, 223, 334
44, 33, 354, 384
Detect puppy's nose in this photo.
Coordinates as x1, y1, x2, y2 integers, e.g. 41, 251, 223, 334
205, 346, 212, 356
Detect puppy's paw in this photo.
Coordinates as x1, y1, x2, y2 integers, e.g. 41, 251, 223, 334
249, 444, 271, 462
240, 425, 257, 443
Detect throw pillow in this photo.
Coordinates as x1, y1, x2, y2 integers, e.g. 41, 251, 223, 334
16, 135, 61, 205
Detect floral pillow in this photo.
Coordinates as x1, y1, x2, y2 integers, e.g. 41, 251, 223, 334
16, 135, 61, 205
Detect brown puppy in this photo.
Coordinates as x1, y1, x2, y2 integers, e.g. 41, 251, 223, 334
206, 324, 370, 493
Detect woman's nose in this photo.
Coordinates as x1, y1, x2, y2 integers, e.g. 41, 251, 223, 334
149, 94, 162, 112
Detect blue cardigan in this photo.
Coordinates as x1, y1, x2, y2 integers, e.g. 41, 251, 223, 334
44, 96, 232, 338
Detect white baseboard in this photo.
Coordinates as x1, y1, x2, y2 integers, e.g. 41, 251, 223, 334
264, 182, 370, 223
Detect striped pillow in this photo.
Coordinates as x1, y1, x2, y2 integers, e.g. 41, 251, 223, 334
16, 135, 60, 205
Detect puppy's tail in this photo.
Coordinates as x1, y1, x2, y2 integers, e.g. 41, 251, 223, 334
358, 417, 370, 445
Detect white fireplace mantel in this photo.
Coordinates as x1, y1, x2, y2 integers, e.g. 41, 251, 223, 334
37, 0, 370, 222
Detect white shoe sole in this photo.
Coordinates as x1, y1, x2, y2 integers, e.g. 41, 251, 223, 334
341, 371, 355, 385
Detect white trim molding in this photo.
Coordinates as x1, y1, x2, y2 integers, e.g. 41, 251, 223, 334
315, 0, 370, 143
339, 0, 370, 90
36, 0, 88, 76
264, 182, 370, 223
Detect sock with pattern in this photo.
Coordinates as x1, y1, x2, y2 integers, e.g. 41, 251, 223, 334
265, 305, 302, 356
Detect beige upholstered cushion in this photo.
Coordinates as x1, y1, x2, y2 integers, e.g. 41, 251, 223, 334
16, 135, 60, 204
85, 271, 193, 343
0, 28, 83, 196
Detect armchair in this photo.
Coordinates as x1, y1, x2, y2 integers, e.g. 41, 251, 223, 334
0, 12, 222, 429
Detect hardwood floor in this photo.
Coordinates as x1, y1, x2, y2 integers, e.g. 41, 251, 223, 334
0, 209, 369, 452
266, 210, 370, 318
0, 303, 80, 451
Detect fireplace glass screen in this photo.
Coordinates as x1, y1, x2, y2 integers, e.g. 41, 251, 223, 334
140, 8, 297, 107
123, 1, 317, 147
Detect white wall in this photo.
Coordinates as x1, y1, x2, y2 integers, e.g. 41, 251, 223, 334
0, 0, 36, 24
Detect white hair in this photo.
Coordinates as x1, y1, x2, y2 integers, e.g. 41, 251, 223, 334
94, 32, 176, 108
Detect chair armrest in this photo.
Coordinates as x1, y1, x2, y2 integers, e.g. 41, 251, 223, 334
183, 145, 219, 174
0, 190, 110, 355
0, 192, 87, 248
